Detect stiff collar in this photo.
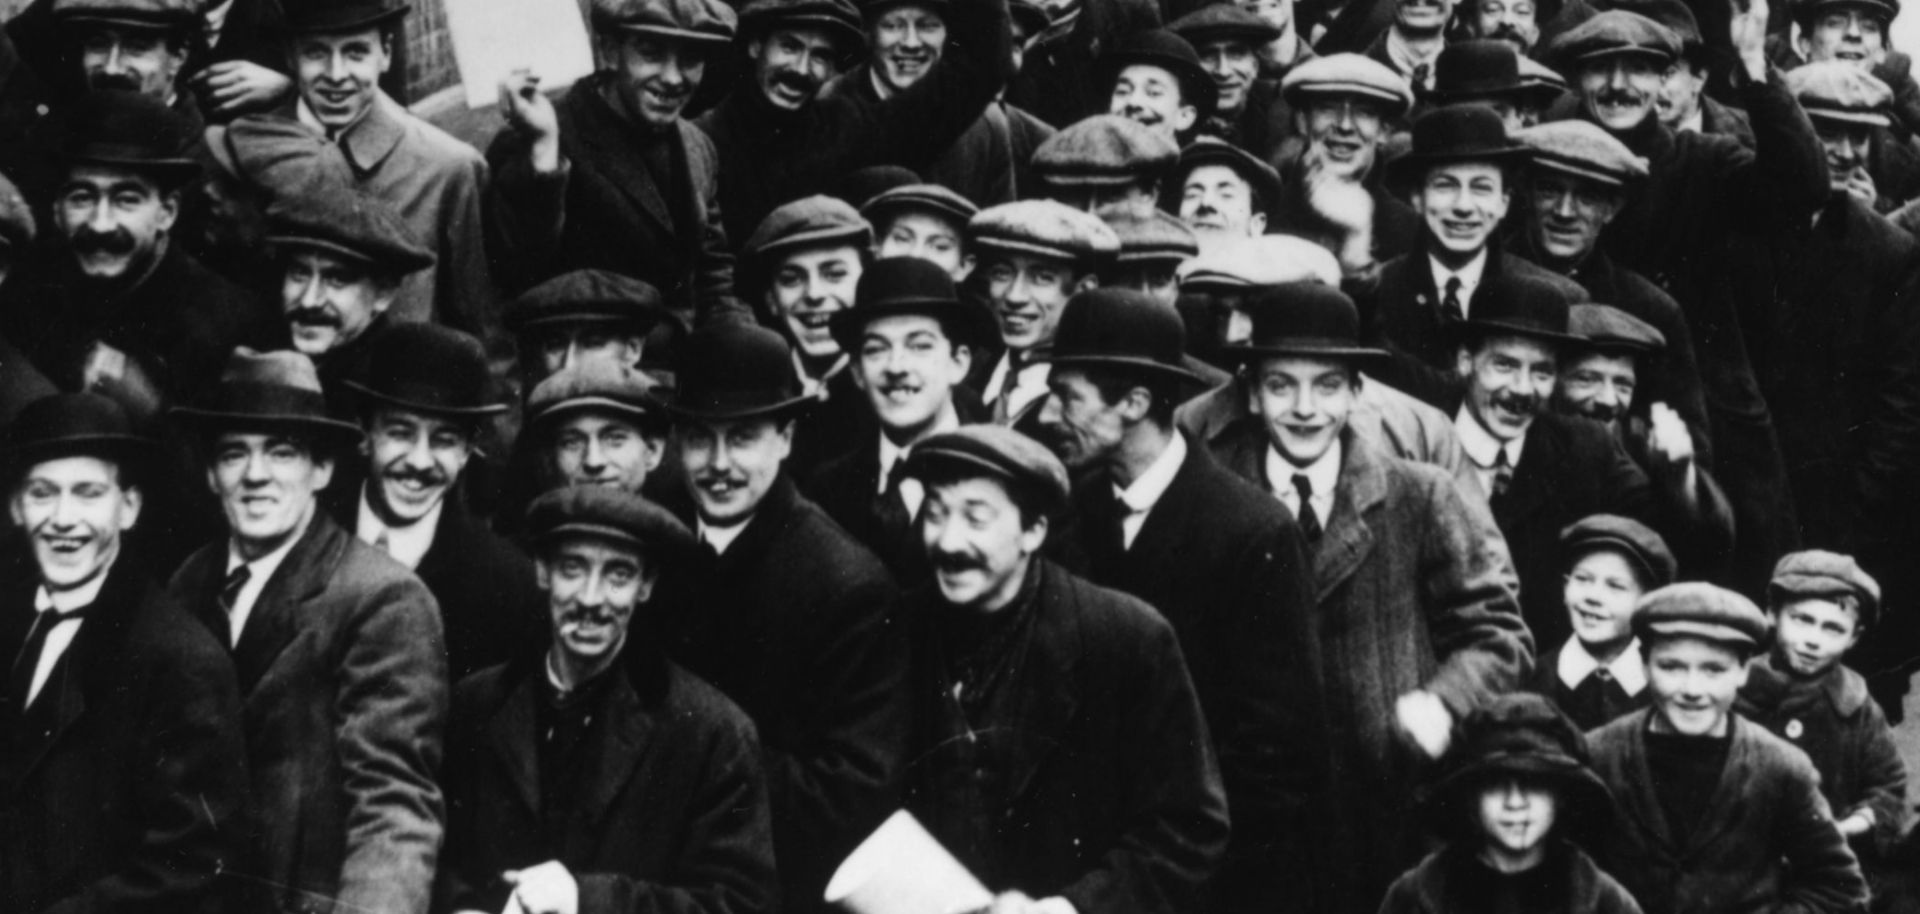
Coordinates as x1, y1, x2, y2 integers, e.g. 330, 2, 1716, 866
298, 89, 407, 172
1267, 436, 1341, 503
1114, 432, 1188, 516
1454, 403, 1526, 470
1386, 28, 1442, 88
34, 555, 115, 614
1559, 637, 1648, 695
698, 514, 753, 555
355, 483, 443, 571
1428, 248, 1490, 314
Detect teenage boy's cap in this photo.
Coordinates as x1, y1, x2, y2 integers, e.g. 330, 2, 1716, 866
1561, 513, 1675, 589
1633, 582, 1770, 649
904, 424, 1071, 516
1769, 550, 1881, 629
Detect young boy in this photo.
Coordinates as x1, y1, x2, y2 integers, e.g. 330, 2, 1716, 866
1534, 515, 1675, 730
1587, 583, 1868, 914
1739, 552, 1909, 883
1380, 692, 1640, 914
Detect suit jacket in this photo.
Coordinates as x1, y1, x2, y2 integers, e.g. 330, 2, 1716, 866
170, 512, 448, 914
1379, 844, 1644, 914
1698, 94, 1755, 148
486, 74, 746, 326
0, 558, 252, 914
435, 647, 775, 914
900, 561, 1230, 914
1588, 711, 1868, 914
659, 476, 903, 914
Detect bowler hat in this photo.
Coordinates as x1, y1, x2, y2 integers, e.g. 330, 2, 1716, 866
1460, 272, 1579, 345
1568, 303, 1664, 354
52, 0, 198, 32
267, 181, 436, 276
4, 393, 154, 482
829, 256, 996, 350
1224, 282, 1388, 366
1560, 513, 1676, 588
528, 360, 665, 429
342, 324, 506, 419
527, 485, 695, 555
1280, 53, 1414, 118
591, 0, 738, 44
1422, 693, 1613, 838
507, 270, 678, 336
1430, 39, 1560, 108
1386, 105, 1531, 194
1769, 550, 1881, 628
1170, 2, 1282, 48
0, 169, 34, 251
1633, 582, 1771, 649
666, 322, 815, 422
1788, 61, 1895, 127
1094, 29, 1218, 121
1109, 209, 1199, 266
171, 348, 365, 452
1033, 114, 1181, 188
738, 0, 866, 55
280, 0, 409, 34
58, 90, 200, 188
1174, 137, 1283, 217
860, 183, 978, 232
1546, 10, 1680, 68
1040, 288, 1203, 385
904, 424, 1071, 516
1517, 120, 1649, 188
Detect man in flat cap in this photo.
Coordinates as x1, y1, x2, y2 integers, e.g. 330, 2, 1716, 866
1269, 54, 1420, 273
1031, 114, 1178, 221
863, 182, 978, 280
1172, 3, 1294, 159
1173, 137, 1283, 246
436, 485, 777, 914
489, 0, 749, 327
1032, 288, 1320, 914
506, 269, 682, 390
225, 0, 494, 336
1553, 303, 1703, 468
168, 348, 446, 914
1630, 0, 1758, 148
0, 392, 252, 913
1096, 29, 1216, 144
1206, 280, 1527, 914
658, 322, 903, 914
44, 0, 204, 121
897, 424, 1228, 914
1788, 60, 1919, 212
526, 359, 670, 499
1779, 0, 1920, 144
696, 0, 1010, 247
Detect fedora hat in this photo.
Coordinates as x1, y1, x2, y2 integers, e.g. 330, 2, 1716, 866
1093, 29, 1218, 121
666, 322, 815, 422
1040, 288, 1202, 385
830, 256, 997, 350
1460, 271, 1578, 345
171, 348, 365, 452
281, 0, 409, 34
58, 90, 200, 188
1386, 105, 1530, 194
1421, 693, 1613, 839
4, 393, 154, 482
1224, 282, 1388, 366
342, 323, 507, 419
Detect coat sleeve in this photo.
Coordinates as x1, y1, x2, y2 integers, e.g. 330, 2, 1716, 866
1416, 468, 1532, 718
1844, 697, 1911, 858
1770, 751, 1870, 914
483, 127, 571, 295
333, 575, 451, 914
437, 151, 501, 341
1724, 67, 1831, 229
687, 125, 753, 328
838, 0, 1012, 172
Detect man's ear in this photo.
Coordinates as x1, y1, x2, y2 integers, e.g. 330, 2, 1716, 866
370, 279, 401, 317
1248, 212, 1268, 235
119, 483, 144, 531
1073, 273, 1100, 293
955, 253, 976, 281
158, 190, 181, 233
1121, 385, 1154, 422
634, 560, 662, 603
1174, 104, 1198, 134
312, 455, 335, 491
951, 341, 974, 377
379, 33, 395, 74
534, 557, 552, 591
1456, 345, 1474, 379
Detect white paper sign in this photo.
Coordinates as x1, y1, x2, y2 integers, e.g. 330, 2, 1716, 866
825, 810, 994, 914
444, 0, 595, 109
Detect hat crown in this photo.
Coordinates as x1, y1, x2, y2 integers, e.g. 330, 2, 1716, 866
1279, 53, 1414, 116
1610, 0, 1701, 44
1433, 39, 1522, 96
1033, 114, 1180, 183
1169, 2, 1281, 44
739, 0, 865, 48
592, 0, 738, 39
1051, 288, 1188, 369
861, 183, 979, 226
281, 0, 410, 33
1408, 105, 1519, 161
744, 195, 873, 262
528, 360, 660, 419
1634, 581, 1771, 647
1107, 27, 1205, 67
1244, 282, 1365, 348
60, 89, 197, 171
671, 323, 806, 417
268, 178, 434, 274
355, 324, 499, 415
1549, 10, 1680, 64
526, 485, 695, 551
1788, 60, 1894, 115
856, 256, 958, 307
1769, 549, 1882, 621
1560, 512, 1677, 587
907, 425, 1071, 514
1516, 119, 1649, 184
969, 198, 1122, 262
52, 0, 197, 26
1178, 234, 1344, 287
1468, 272, 1573, 339
1454, 693, 1592, 770
1109, 209, 1199, 262
1569, 303, 1665, 352
510, 269, 669, 331
7, 393, 140, 455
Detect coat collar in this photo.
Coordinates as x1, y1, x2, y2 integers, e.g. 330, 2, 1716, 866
1744, 653, 1870, 718
9, 556, 155, 786
230, 511, 354, 690
328, 90, 408, 174
1611, 710, 1771, 857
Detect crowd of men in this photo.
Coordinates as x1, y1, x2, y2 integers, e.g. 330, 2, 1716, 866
1, 0, 1919, 910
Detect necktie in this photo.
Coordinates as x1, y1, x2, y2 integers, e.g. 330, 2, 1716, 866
1490, 448, 1514, 503
1292, 474, 1322, 546
993, 355, 1022, 424
10, 606, 82, 712
874, 458, 913, 541
1441, 276, 1464, 324
215, 564, 250, 647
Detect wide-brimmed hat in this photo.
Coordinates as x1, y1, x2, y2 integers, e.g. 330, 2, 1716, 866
266, 180, 436, 276
280, 0, 409, 34
57, 90, 200, 188
4, 393, 155, 482
591, 0, 738, 44
1460, 271, 1579, 345
52, 0, 198, 32
1224, 282, 1388, 366
1093, 29, 1218, 121
1386, 105, 1531, 194
666, 322, 815, 422
830, 256, 996, 350
1039, 288, 1202, 385
342, 323, 506, 420
1174, 137, 1284, 217
526, 485, 696, 555
171, 348, 365, 452
1421, 693, 1613, 838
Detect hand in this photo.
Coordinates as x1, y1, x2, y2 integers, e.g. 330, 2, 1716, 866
1729, 0, 1770, 81
499, 69, 562, 174
1843, 166, 1878, 207
192, 61, 294, 115
988, 892, 1078, 914
1302, 151, 1376, 271
1396, 690, 1453, 760
503, 861, 578, 914
1644, 402, 1699, 501
1838, 811, 1874, 837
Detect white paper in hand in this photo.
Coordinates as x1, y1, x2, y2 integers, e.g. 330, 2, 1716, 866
446, 0, 594, 109
825, 810, 994, 914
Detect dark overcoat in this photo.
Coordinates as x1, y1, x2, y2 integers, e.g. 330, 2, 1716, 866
170, 512, 448, 914
824, 67, 1057, 206
1378, 844, 1644, 914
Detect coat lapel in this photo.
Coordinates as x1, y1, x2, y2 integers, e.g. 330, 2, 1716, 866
485, 669, 543, 818
1313, 433, 1386, 603
233, 515, 343, 691
1495, 413, 1566, 529
569, 672, 656, 849
997, 564, 1084, 805
566, 85, 682, 248
11, 561, 146, 786
1613, 713, 1682, 858
1682, 718, 1763, 855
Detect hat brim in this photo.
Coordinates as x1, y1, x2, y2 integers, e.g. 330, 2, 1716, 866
1563, 531, 1668, 587
1638, 619, 1763, 648
1175, 24, 1283, 49
663, 392, 818, 423
4, 434, 156, 479
828, 298, 998, 351
1527, 152, 1636, 189
740, 12, 866, 57
170, 407, 366, 452
1805, 106, 1893, 127
341, 381, 510, 419
1282, 83, 1413, 119
861, 195, 976, 229
532, 519, 695, 556
67, 153, 201, 188
1421, 753, 1615, 832
604, 23, 736, 46
55, 11, 198, 31
1459, 317, 1581, 346
1042, 353, 1204, 386
904, 447, 1070, 515
283, 5, 410, 34
1558, 45, 1675, 67
531, 394, 665, 428
269, 235, 436, 276
971, 236, 1098, 267
1385, 146, 1533, 195
1223, 341, 1390, 367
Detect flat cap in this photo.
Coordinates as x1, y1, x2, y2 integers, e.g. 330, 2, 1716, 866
266, 181, 435, 276
526, 485, 695, 553
1110, 209, 1200, 265
1608, 0, 1702, 49
1769, 550, 1881, 626
743, 194, 872, 271
591, 0, 738, 44
0, 168, 34, 251
1170, 2, 1282, 47
1280, 53, 1414, 118
1633, 582, 1771, 649
1788, 61, 1894, 126
1517, 119, 1649, 187
861, 182, 979, 231
1176, 136, 1284, 216
1569, 303, 1664, 353
508, 269, 676, 334
969, 199, 1120, 266
1561, 514, 1676, 588
1518, 55, 1569, 98
1792, 0, 1898, 26
1176, 234, 1343, 288
527, 358, 664, 427
1547, 10, 1681, 67
52, 0, 197, 30
1032, 114, 1180, 188
738, 0, 865, 54
904, 424, 1071, 516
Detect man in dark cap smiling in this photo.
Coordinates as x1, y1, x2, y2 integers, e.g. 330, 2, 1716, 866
1096, 28, 1216, 144
1172, 3, 1293, 159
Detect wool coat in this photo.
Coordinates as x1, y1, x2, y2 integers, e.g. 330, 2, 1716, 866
1531, 641, 1652, 732
0, 558, 252, 914
485, 74, 747, 327
1006, 0, 1161, 128
170, 512, 448, 914
1587, 711, 1868, 914
824, 67, 1057, 206
1378, 844, 1644, 914
900, 560, 1230, 914
1698, 95, 1755, 148
658, 475, 904, 914
435, 646, 776, 914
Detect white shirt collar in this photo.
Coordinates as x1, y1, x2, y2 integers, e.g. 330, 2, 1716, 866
1454, 403, 1525, 470
33, 558, 113, 615
1678, 106, 1705, 135
1267, 438, 1340, 521
223, 514, 308, 647
1113, 434, 1187, 549
698, 515, 753, 555
24, 559, 113, 707
1558, 637, 1648, 696
355, 484, 443, 571
1386, 28, 1442, 88
795, 351, 850, 396
984, 352, 1052, 415
1428, 249, 1490, 316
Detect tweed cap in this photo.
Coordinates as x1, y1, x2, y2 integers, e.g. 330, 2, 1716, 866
1517, 55, 1569, 99
51, 0, 197, 30
1170, 2, 1282, 47
171, 348, 364, 451
1175, 136, 1284, 216
861, 183, 979, 232
1280, 53, 1414, 118
1788, 61, 1894, 126
1633, 582, 1771, 649
266, 183, 436, 276
1033, 114, 1181, 188
526, 485, 695, 554
1609, 0, 1702, 51
1546, 10, 1680, 67
968, 200, 1121, 267
738, 0, 866, 54
1175, 234, 1343, 289
344, 323, 507, 418
591, 0, 738, 43
1769, 550, 1881, 626
281, 0, 409, 34
527, 359, 664, 428
0, 169, 34, 251
507, 270, 675, 335
743, 195, 872, 273
1561, 513, 1676, 588
1094, 28, 1218, 119
1517, 120, 1649, 187
1110, 209, 1200, 266
1569, 303, 1664, 353
1792, 0, 1898, 27
904, 424, 1071, 516
58, 90, 199, 187
4, 393, 154, 482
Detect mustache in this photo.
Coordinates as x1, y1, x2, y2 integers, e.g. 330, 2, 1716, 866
1575, 400, 1622, 423
383, 465, 450, 488
87, 72, 143, 93
773, 69, 821, 96
71, 226, 136, 256
287, 306, 340, 328
695, 470, 746, 487
931, 550, 986, 576
1491, 389, 1540, 418
1593, 87, 1646, 109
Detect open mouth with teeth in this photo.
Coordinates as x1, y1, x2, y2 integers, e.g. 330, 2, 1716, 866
41, 534, 90, 554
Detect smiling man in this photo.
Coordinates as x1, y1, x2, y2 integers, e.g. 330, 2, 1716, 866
1094, 28, 1217, 144
527, 359, 669, 498
860, 182, 979, 279
50, 0, 199, 111
1173, 136, 1282, 244
1363, 0, 1456, 92
1171, 3, 1290, 159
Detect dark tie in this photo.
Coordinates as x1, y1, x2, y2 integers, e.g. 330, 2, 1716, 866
1292, 474, 1323, 546
993, 355, 1023, 424
1490, 448, 1514, 503
873, 458, 913, 542
213, 564, 250, 648
9, 606, 83, 712
1411, 63, 1431, 91
1441, 276, 1464, 324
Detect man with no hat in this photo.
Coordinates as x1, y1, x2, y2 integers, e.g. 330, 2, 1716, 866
435, 485, 776, 914
0, 392, 252, 912
488, 0, 750, 327
895, 425, 1228, 914
167, 348, 447, 914
655, 322, 904, 914
1267, 54, 1422, 273
1172, 3, 1295, 160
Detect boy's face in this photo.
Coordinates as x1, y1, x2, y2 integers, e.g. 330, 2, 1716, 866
1477, 776, 1557, 861
1647, 636, 1748, 737
1564, 548, 1643, 650
1774, 598, 1862, 677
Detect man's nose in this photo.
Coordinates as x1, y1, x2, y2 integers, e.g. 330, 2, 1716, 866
299, 275, 327, 308
402, 434, 435, 470
103, 42, 128, 74
1037, 392, 1064, 427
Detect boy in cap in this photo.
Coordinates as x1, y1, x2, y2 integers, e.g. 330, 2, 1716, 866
897, 424, 1228, 914
1097, 29, 1216, 143
862, 182, 978, 280
1381, 694, 1638, 914
1031, 114, 1179, 220
1587, 582, 1867, 914
1269, 53, 1421, 272
1535, 513, 1672, 730
1171, 3, 1291, 159
435, 485, 777, 914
